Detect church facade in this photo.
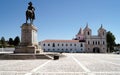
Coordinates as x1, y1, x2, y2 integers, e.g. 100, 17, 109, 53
39, 24, 107, 53
74, 24, 107, 53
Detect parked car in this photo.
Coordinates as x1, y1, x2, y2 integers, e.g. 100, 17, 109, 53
116, 51, 120, 54
113, 51, 120, 54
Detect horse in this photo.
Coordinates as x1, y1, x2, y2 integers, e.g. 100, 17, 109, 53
26, 10, 35, 24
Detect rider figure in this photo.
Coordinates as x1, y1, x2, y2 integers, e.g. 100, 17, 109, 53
27, 2, 35, 19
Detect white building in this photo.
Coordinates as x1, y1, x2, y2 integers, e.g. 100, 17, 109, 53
39, 24, 107, 53
40, 40, 85, 53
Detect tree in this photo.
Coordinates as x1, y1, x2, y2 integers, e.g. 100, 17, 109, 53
115, 43, 120, 46
14, 36, 20, 46
106, 31, 116, 52
1, 37, 6, 47
8, 38, 14, 45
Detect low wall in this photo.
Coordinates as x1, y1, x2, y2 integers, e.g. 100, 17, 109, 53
0, 48, 15, 53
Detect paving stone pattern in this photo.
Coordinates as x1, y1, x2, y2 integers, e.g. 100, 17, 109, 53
0, 54, 120, 75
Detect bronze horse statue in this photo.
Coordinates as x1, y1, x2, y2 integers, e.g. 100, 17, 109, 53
26, 2, 35, 24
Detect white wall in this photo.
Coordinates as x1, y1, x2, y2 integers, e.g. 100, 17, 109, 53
0, 48, 15, 53
40, 41, 85, 53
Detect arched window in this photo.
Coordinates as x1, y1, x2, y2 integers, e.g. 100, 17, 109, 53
103, 41, 105, 45
53, 43, 55, 47
80, 44, 83, 47
88, 31, 90, 35
93, 41, 94, 45
103, 32, 104, 36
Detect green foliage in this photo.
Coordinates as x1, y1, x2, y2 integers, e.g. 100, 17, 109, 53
115, 43, 120, 46
0, 36, 20, 47
1, 37, 5, 44
8, 38, 14, 45
107, 31, 116, 52
14, 36, 20, 46
0, 37, 6, 48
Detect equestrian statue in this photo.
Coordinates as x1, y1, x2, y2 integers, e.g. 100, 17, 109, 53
26, 2, 35, 24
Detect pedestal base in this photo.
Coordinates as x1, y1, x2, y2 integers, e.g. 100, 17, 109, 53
14, 46, 40, 54
0, 54, 52, 59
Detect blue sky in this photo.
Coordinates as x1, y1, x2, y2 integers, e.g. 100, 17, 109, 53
0, 0, 120, 43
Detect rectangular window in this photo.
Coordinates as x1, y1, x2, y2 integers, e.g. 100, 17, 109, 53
98, 41, 100, 45
48, 44, 50, 46
48, 49, 50, 51
58, 44, 59, 46
96, 41, 97, 45
43, 44, 45, 46
66, 44, 68, 46
74, 44, 76, 46
88, 41, 90, 44
103, 41, 105, 45
80, 44, 83, 47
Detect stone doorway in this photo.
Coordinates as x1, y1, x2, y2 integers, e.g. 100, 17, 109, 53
93, 47, 100, 53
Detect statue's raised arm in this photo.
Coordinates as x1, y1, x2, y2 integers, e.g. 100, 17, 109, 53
26, 2, 35, 24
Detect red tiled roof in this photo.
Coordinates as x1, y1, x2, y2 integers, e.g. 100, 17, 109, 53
42, 40, 80, 43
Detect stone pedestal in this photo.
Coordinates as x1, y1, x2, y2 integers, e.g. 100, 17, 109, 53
14, 23, 41, 53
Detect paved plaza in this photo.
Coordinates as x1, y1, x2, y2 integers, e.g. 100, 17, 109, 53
0, 53, 120, 75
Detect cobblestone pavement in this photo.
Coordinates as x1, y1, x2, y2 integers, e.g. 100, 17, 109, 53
0, 53, 120, 75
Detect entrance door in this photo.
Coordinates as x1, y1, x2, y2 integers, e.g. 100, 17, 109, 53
93, 47, 100, 53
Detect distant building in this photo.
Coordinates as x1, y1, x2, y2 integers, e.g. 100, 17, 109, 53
114, 46, 120, 51
74, 24, 107, 53
40, 40, 85, 53
39, 24, 107, 53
